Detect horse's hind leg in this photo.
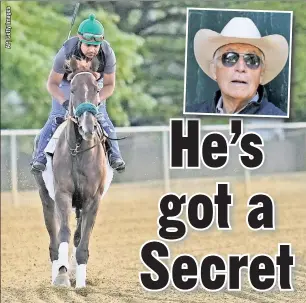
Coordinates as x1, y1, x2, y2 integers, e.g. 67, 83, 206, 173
75, 197, 100, 288
33, 173, 59, 284
41, 193, 60, 284
38, 185, 59, 262
53, 191, 72, 287
69, 209, 82, 278
73, 208, 82, 247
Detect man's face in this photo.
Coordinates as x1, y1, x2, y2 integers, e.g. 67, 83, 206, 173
212, 43, 264, 103
80, 42, 100, 59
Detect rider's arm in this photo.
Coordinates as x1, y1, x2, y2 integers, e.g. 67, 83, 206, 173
46, 71, 66, 104
46, 46, 66, 105
99, 42, 116, 102
99, 72, 115, 101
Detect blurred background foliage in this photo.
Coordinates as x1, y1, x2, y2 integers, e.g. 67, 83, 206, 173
1, 0, 305, 129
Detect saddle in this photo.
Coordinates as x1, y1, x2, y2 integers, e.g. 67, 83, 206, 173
44, 120, 68, 156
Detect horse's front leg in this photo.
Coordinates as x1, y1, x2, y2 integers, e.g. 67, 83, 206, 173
53, 190, 73, 287
75, 195, 101, 288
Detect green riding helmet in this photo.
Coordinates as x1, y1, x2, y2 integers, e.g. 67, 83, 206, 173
78, 14, 104, 45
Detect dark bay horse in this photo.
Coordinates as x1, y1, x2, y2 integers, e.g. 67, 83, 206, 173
33, 56, 110, 288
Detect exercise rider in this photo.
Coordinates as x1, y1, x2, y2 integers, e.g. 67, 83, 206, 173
31, 14, 125, 173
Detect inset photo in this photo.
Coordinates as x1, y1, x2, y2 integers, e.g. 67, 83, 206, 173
184, 8, 292, 118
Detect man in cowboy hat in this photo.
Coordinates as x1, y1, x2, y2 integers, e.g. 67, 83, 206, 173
31, 14, 125, 173
187, 17, 288, 115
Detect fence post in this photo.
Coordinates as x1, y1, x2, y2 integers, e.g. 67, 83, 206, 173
10, 134, 18, 204
162, 130, 170, 193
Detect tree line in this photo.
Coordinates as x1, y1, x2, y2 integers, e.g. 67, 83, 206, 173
1, 0, 305, 129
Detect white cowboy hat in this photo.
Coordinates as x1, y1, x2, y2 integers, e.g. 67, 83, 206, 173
193, 17, 289, 85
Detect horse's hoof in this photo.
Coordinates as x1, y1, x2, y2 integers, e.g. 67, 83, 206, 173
75, 284, 86, 289
53, 272, 71, 287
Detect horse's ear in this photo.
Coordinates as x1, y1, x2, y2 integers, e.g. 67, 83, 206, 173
91, 57, 100, 72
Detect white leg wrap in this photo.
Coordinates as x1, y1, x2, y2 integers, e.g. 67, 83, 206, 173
51, 260, 59, 284
75, 264, 87, 288
58, 242, 69, 270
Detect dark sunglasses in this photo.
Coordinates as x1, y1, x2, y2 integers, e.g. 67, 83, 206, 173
220, 52, 262, 70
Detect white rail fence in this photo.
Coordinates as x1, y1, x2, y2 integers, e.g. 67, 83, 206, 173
1, 122, 306, 204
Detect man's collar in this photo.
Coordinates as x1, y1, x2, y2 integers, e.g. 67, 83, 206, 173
216, 97, 225, 114
214, 85, 264, 114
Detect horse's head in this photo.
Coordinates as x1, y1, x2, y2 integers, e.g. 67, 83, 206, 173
66, 56, 100, 141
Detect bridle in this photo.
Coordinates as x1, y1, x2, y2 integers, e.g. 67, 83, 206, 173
69, 72, 100, 119
66, 72, 103, 156
65, 71, 127, 156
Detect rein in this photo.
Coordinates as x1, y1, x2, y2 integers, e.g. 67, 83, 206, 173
66, 116, 104, 157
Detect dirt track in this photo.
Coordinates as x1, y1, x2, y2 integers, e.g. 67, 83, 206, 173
1, 174, 306, 302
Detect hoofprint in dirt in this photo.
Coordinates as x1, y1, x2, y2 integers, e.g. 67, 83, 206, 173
1, 173, 306, 302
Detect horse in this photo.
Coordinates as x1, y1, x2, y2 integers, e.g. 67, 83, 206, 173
32, 56, 110, 288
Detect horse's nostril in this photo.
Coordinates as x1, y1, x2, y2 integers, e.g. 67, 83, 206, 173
84, 130, 94, 136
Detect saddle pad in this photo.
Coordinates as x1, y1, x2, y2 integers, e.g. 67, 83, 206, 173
53, 120, 68, 139
44, 121, 68, 155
